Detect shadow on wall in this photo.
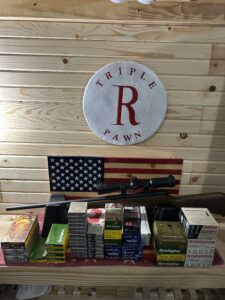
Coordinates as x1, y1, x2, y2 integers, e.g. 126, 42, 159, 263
201, 44, 225, 195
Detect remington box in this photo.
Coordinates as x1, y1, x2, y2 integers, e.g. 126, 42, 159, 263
156, 253, 186, 262
154, 239, 187, 255
157, 261, 184, 267
185, 253, 214, 267
153, 221, 187, 248
180, 208, 218, 240
153, 221, 187, 266
45, 224, 69, 252
186, 239, 216, 255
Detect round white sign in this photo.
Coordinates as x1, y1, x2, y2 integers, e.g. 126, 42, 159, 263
83, 61, 167, 145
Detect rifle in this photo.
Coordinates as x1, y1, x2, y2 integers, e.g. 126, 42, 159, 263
5, 175, 225, 236
5, 174, 225, 215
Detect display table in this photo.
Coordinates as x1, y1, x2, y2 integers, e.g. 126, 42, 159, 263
0, 257, 224, 288
0, 223, 225, 289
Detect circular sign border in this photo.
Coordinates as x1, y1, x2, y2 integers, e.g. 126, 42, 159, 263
83, 61, 167, 146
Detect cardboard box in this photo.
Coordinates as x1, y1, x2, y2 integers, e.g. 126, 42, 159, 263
180, 208, 218, 240
185, 253, 214, 267
186, 239, 216, 255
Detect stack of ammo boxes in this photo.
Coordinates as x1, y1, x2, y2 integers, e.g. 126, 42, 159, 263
45, 224, 69, 263
122, 207, 143, 260
180, 208, 218, 267
87, 208, 105, 259
104, 204, 123, 259
153, 221, 187, 266
68, 202, 88, 258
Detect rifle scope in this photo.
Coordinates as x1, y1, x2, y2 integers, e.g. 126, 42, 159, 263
96, 174, 176, 194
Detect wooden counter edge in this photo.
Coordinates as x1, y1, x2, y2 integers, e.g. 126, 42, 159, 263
0, 238, 224, 288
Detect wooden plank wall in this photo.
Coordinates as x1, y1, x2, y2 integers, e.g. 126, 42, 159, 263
0, 0, 224, 204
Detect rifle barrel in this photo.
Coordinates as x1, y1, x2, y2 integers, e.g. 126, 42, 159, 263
6, 191, 167, 211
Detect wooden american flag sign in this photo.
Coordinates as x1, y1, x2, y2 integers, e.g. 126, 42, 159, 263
48, 157, 183, 196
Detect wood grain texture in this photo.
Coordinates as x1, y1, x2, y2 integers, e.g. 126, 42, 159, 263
1, 117, 200, 134
0, 168, 48, 180
0, 0, 128, 21
1, 192, 50, 203
209, 59, 225, 76
0, 86, 225, 107
129, 1, 225, 25
0, 88, 224, 107
0, 39, 212, 59
0, 55, 210, 76
0, 72, 224, 91
190, 161, 225, 174
0, 21, 224, 43
1, 130, 225, 149
0, 155, 47, 168
0, 102, 203, 131
189, 173, 225, 185
0, 144, 224, 161
0, 109, 223, 137
180, 184, 225, 194
0, 16, 224, 200
0, 0, 224, 25
0, 202, 45, 214
0, 180, 50, 193
0, 155, 192, 170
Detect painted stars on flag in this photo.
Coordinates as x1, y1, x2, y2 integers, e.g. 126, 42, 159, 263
48, 157, 104, 192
